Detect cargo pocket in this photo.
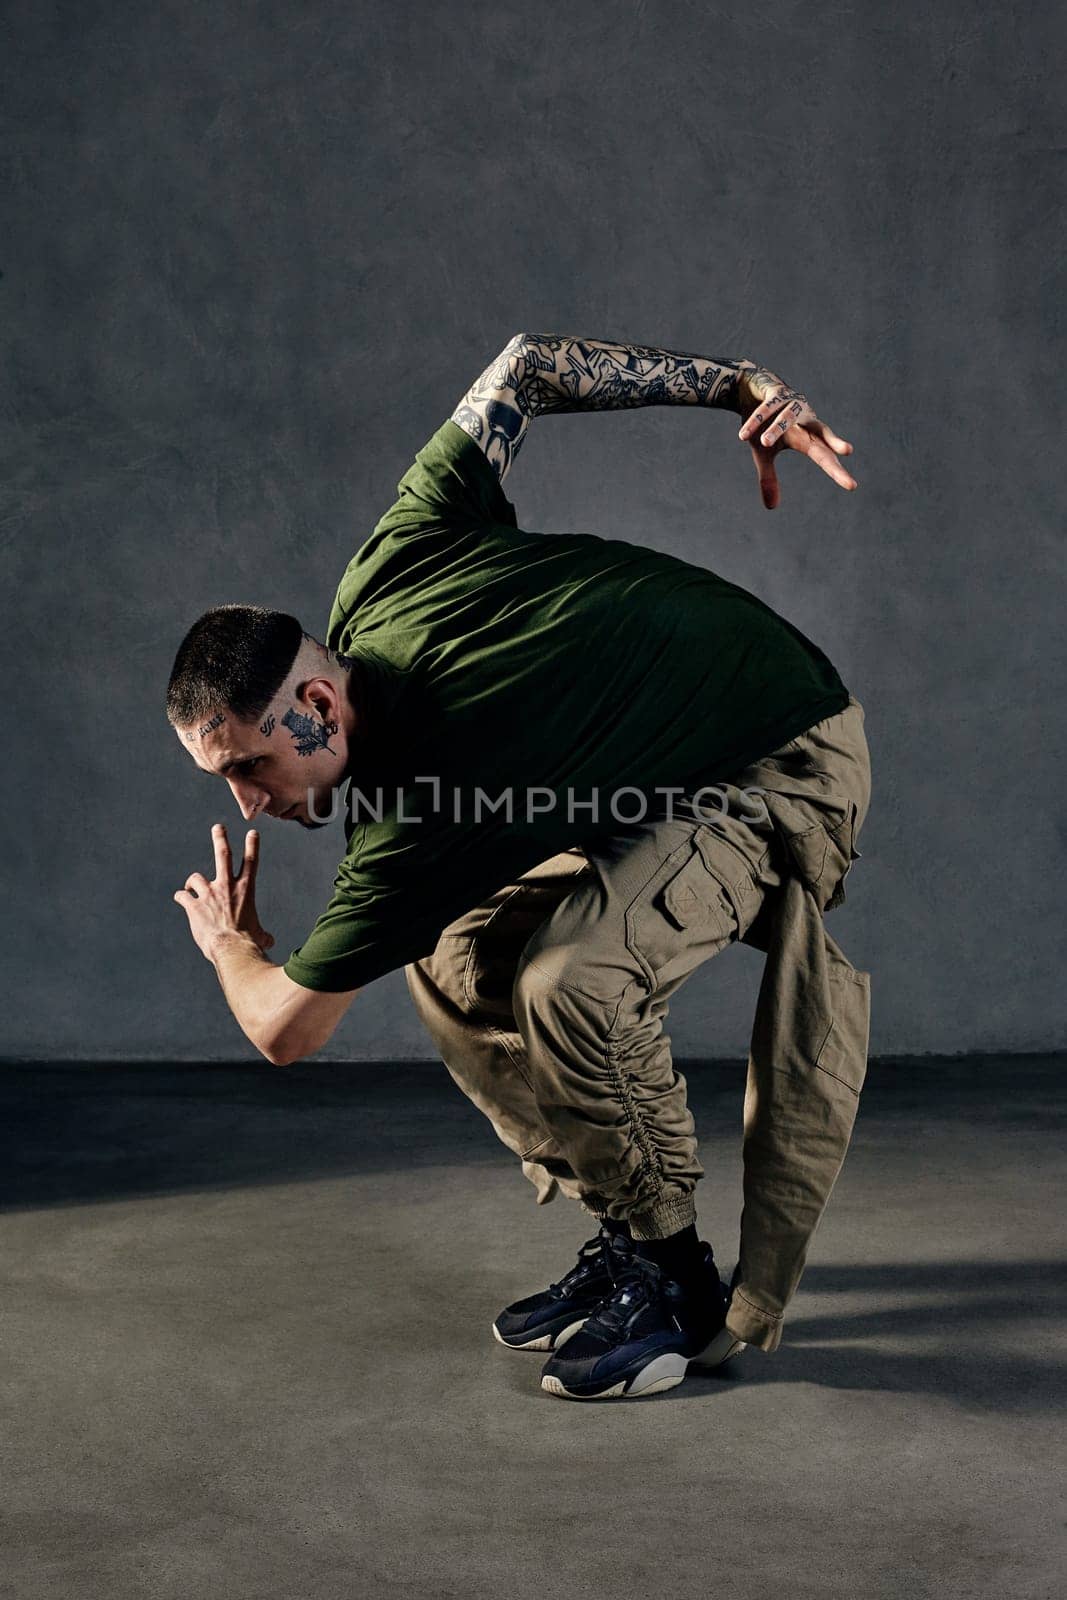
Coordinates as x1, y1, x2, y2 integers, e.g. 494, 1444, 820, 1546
814, 966, 871, 1094
692, 831, 763, 938
661, 849, 734, 931
823, 799, 862, 912
786, 797, 860, 912
626, 835, 758, 989
625, 845, 727, 987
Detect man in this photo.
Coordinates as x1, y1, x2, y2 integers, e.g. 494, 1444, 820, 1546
169, 332, 872, 1401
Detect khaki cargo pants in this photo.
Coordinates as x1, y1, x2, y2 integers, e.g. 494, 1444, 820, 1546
406, 696, 872, 1352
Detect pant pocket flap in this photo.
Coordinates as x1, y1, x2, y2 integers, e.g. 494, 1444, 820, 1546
783, 823, 830, 888
660, 848, 733, 932
692, 832, 760, 933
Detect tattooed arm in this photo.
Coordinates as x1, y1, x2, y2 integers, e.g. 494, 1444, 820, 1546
451, 333, 856, 509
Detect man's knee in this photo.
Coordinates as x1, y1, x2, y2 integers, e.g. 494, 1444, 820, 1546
511, 946, 632, 1081
513, 881, 639, 1015
512, 937, 619, 1021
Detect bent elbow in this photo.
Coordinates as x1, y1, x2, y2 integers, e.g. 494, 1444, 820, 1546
259, 982, 356, 1067
261, 1033, 306, 1068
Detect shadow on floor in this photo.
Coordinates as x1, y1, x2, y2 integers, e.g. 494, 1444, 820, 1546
2, 1055, 1064, 1420
0, 1053, 1061, 1212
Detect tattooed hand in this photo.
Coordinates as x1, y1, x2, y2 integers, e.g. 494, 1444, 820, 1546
736, 365, 857, 510
173, 824, 276, 962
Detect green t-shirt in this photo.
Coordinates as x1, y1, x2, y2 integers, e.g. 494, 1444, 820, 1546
283, 420, 850, 992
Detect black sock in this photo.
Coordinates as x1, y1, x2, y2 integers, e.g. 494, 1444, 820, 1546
631, 1225, 710, 1292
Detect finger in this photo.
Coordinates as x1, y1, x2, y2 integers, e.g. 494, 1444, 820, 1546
184, 871, 210, 896
811, 418, 854, 455
173, 889, 193, 909
240, 828, 260, 882
801, 433, 858, 490
738, 387, 790, 438
750, 443, 780, 510
760, 398, 818, 448
211, 822, 232, 881
738, 390, 789, 441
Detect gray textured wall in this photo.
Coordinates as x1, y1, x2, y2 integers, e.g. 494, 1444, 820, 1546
2, 2, 1062, 1061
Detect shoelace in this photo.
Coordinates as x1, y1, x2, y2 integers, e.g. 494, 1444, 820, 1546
577, 1251, 676, 1340
547, 1226, 629, 1299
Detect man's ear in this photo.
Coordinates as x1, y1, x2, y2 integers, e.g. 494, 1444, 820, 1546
301, 676, 342, 725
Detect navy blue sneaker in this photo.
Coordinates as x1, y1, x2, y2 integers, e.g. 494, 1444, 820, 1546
492, 1226, 633, 1352
539, 1243, 745, 1399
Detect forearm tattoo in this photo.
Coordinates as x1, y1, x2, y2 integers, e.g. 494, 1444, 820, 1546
451, 333, 757, 482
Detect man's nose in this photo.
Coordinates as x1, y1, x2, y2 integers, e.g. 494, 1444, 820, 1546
228, 779, 267, 821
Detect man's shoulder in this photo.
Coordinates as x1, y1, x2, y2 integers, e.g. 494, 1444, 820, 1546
385, 417, 519, 531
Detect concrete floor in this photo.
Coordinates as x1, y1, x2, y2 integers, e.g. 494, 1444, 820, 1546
1, 1055, 1063, 1600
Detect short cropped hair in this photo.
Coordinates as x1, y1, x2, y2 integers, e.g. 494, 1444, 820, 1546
165, 604, 304, 728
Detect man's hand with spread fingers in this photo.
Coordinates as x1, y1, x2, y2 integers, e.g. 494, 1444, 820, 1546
172, 821, 358, 1065
736, 364, 857, 510
173, 823, 275, 963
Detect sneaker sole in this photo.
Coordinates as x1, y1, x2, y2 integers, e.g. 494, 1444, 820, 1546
542, 1351, 690, 1400
690, 1327, 748, 1370
541, 1332, 748, 1400
491, 1316, 589, 1353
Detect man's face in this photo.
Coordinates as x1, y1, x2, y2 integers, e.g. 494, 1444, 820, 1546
176, 695, 349, 830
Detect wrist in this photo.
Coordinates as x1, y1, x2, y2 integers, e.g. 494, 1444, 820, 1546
208, 928, 262, 966
684, 355, 757, 415
716, 359, 757, 417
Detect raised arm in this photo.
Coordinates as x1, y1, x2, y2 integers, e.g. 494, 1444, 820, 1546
450, 332, 856, 508
451, 332, 753, 484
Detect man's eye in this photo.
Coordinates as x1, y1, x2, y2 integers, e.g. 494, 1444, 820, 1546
239, 759, 262, 774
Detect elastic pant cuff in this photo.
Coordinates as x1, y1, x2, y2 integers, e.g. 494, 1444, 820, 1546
622, 1195, 698, 1242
